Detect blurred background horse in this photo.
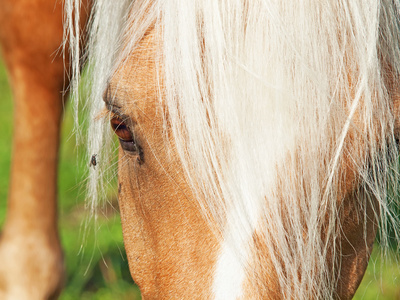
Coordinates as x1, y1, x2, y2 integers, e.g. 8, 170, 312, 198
0, 0, 90, 298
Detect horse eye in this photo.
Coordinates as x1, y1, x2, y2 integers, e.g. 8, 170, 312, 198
110, 116, 144, 163
110, 116, 133, 141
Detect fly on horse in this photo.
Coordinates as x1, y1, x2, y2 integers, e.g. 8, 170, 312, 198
2, 0, 400, 299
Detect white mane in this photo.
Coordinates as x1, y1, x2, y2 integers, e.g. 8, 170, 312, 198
66, 0, 400, 298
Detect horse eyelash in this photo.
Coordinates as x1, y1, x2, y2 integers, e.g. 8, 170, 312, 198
98, 107, 133, 129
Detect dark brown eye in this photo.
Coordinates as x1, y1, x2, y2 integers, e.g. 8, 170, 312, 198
110, 115, 144, 163
110, 116, 133, 141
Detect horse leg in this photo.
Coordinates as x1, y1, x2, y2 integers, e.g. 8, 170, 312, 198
0, 1, 66, 298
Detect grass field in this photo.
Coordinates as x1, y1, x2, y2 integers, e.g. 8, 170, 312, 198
0, 57, 399, 299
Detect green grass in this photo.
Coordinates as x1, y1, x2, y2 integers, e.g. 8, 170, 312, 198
57, 103, 141, 299
0, 59, 13, 223
354, 247, 400, 299
0, 57, 399, 299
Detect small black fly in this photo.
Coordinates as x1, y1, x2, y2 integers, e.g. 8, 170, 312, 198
90, 154, 98, 168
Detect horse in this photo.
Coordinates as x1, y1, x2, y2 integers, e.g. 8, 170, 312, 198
63, 0, 400, 299
69, 0, 400, 299
0, 0, 399, 299
0, 0, 90, 298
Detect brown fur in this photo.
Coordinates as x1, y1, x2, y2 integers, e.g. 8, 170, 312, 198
108, 30, 219, 299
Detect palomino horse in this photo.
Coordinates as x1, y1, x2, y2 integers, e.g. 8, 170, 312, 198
0, 0, 90, 298
0, 0, 399, 299
65, 0, 400, 299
